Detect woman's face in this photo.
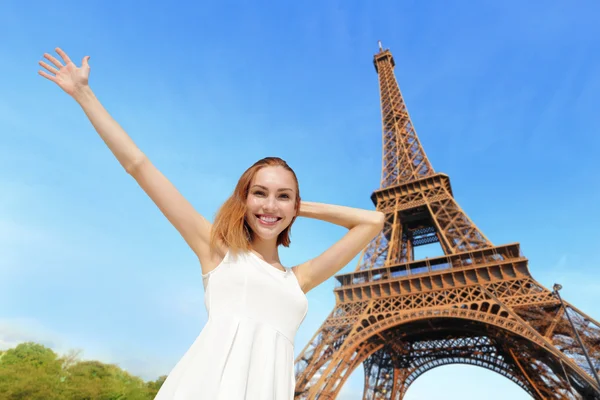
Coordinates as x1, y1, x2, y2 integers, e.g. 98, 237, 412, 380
245, 166, 298, 243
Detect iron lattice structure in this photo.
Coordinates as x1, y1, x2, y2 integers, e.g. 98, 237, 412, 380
293, 45, 600, 399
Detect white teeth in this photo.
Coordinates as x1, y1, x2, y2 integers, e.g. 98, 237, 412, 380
259, 216, 278, 223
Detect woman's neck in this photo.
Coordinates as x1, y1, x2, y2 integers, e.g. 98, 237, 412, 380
250, 238, 279, 263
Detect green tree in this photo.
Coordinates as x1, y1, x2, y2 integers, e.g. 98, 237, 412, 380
61, 360, 150, 400
145, 375, 167, 398
0, 342, 166, 399
0, 342, 64, 400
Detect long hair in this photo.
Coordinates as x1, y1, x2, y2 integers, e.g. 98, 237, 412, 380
210, 157, 300, 254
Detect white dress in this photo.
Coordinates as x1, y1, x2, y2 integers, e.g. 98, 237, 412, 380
154, 250, 309, 399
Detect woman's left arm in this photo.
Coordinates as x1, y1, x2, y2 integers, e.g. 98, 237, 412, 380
293, 201, 385, 293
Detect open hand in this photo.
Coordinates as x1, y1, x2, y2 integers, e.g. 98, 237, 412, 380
38, 48, 91, 97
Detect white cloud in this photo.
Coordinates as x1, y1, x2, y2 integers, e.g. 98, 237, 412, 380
0, 317, 70, 354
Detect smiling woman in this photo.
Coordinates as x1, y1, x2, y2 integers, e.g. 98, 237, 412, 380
38, 47, 384, 400
245, 168, 297, 243
210, 157, 301, 260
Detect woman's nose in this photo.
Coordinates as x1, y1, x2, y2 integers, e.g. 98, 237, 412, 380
263, 196, 278, 211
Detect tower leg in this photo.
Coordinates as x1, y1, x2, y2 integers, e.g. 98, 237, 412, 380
363, 348, 394, 400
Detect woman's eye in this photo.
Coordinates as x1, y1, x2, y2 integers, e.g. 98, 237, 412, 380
280, 194, 290, 199
254, 191, 265, 196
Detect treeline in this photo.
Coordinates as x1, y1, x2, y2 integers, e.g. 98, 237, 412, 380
0, 342, 165, 399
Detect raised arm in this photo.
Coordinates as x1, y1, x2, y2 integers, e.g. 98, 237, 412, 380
38, 48, 226, 272
293, 201, 385, 293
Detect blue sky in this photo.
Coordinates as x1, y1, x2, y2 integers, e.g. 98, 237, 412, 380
1, 0, 599, 398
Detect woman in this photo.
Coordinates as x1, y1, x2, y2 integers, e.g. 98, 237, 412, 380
38, 48, 385, 399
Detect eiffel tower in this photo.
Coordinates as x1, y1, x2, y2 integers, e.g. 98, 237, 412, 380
293, 43, 600, 399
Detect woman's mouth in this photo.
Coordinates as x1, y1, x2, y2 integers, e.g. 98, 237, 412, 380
256, 215, 281, 226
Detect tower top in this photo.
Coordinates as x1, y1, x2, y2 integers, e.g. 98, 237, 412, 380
373, 44, 395, 73
373, 45, 434, 187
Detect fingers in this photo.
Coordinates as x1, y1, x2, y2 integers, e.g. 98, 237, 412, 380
44, 53, 64, 69
55, 47, 72, 65
39, 60, 59, 75
38, 70, 56, 82
38, 48, 88, 84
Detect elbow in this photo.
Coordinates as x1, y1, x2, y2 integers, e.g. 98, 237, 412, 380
355, 211, 384, 232
373, 211, 385, 230
124, 155, 148, 175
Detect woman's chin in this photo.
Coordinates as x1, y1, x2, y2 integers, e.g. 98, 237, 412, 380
253, 231, 279, 242
250, 225, 283, 242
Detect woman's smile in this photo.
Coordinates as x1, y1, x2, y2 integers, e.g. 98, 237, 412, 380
256, 214, 282, 226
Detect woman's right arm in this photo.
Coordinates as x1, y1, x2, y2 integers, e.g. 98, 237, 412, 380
39, 48, 226, 272
76, 87, 225, 270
